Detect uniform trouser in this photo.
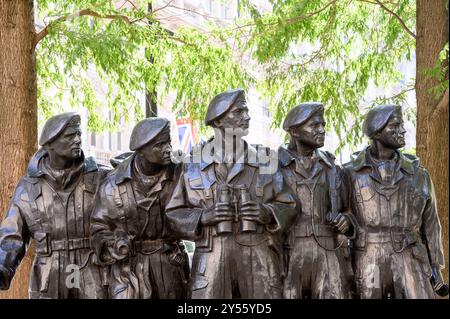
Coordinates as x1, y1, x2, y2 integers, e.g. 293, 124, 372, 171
190, 233, 283, 299
283, 236, 354, 299
354, 242, 435, 299
109, 249, 189, 299
29, 250, 107, 299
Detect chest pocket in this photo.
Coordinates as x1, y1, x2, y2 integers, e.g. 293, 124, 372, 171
355, 178, 379, 226
188, 176, 215, 207
409, 184, 428, 208
25, 181, 51, 235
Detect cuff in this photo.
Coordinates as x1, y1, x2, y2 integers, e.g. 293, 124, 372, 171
0, 264, 13, 290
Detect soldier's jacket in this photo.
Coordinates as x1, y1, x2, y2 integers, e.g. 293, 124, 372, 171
278, 145, 355, 299
0, 148, 109, 299
90, 153, 189, 299
165, 140, 297, 296
344, 147, 444, 298
166, 141, 297, 247
279, 146, 351, 240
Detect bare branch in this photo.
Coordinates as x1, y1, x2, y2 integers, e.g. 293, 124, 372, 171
154, 2, 229, 22
152, 0, 177, 14
125, 0, 139, 11
375, 85, 415, 102
358, 0, 416, 38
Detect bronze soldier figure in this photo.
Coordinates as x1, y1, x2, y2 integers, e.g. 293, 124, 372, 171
165, 89, 298, 299
0, 113, 109, 299
345, 104, 448, 299
280, 103, 356, 299
90, 117, 189, 299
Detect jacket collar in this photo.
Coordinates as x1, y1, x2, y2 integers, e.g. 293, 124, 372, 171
115, 153, 135, 184
115, 152, 176, 185
27, 148, 97, 178
278, 145, 333, 168
199, 138, 259, 171
27, 148, 48, 177
84, 156, 99, 173
351, 146, 415, 175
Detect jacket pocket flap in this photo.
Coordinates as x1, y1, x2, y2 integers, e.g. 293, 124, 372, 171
359, 186, 375, 201
188, 177, 204, 189
84, 183, 96, 194
191, 274, 208, 291
34, 232, 47, 242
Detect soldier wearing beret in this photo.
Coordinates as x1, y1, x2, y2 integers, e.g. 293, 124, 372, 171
280, 103, 356, 299
0, 112, 109, 298
90, 117, 189, 299
344, 104, 448, 298
165, 89, 297, 298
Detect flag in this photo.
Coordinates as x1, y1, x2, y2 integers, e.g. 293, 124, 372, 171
176, 118, 195, 154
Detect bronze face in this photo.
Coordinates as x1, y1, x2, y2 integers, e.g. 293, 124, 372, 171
46, 124, 82, 160
374, 111, 406, 149
213, 96, 251, 134
290, 111, 326, 149
137, 127, 172, 166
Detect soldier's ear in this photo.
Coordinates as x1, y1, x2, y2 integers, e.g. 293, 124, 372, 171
212, 119, 223, 128
43, 142, 53, 151
289, 128, 300, 138
373, 131, 382, 140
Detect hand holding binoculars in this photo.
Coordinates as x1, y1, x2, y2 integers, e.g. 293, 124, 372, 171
212, 184, 269, 234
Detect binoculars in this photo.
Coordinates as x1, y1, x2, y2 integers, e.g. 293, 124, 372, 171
216, 185, 257, 234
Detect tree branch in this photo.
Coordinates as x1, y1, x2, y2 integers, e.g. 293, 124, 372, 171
432, 88, 449, 119
229, 0, 337, 33
370, 85, 415, 105
358, 0, 416, 38
286, 0, 337, 25
387, 86, 415, 100
154, 2, 230, 22
34, 8, 141, 48
152, 0, 177, 15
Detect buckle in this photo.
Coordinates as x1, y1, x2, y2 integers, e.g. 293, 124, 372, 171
35, 233, 52, 256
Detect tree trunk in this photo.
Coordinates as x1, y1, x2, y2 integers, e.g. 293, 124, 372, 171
416, 0, 449, 286
0, 0, 37, 299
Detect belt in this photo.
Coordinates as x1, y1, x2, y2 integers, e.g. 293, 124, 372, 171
133, 238, 164, 254
51, 237, 91, 251
366, 230, 420, 245
36, 236, 91, 256
292, 224, 335, 238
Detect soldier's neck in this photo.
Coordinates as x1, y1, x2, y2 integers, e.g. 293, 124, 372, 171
46, 151, 74, 170
135, 154, 163, 176
369, 141, 397, 161
294, 140, 316, 158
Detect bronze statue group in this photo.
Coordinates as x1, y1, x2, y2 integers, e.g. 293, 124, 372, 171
0, 89, 448, 299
